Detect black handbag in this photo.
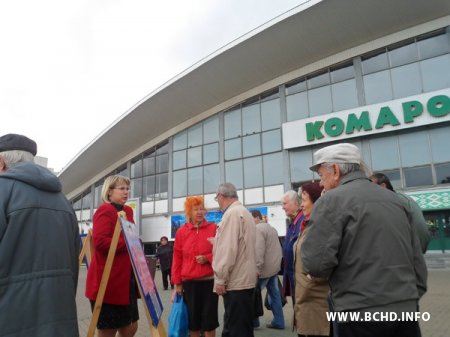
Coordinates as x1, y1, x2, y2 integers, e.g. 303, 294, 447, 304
253, 285, 264, 318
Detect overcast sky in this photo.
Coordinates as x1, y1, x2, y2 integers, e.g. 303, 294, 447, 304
0, 0, 308, 172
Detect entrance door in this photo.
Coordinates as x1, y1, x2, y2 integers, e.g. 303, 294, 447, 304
423, 210, 450, 252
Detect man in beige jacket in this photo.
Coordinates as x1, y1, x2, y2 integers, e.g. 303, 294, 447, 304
252, 210, 285, 330
213, 182, 257, 337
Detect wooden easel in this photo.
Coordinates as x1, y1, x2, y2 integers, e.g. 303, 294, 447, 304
86, 214, 167, 337
79, 229, 93, 267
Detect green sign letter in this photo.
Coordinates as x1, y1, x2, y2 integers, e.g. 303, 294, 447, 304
306, 121, 325, 141
345, 111, 372, 134
427, 95, 450, 117
403, 100, 423, 123
375, 107, 400, 129
324, 117, 345, 137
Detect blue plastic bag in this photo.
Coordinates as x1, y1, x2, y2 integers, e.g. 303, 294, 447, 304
168, 293, 189, 337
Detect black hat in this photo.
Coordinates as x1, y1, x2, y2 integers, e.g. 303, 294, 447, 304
0, 133, 37, 156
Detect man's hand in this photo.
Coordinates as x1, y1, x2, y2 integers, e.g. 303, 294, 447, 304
215, 284, 226, 296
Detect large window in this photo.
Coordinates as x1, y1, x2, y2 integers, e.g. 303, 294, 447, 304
131, 143, 169, 203
72, 190, 92, 222
286, 62, 358, 121
362, 30, 450, 105
369, 125, 450, 189
398, 130, 431, 167
224, 91, 283, 191
370, 135, 400, 171
172, 116, 220, 197
429, 125, 450, 163
290, 148, 314, 183
94, 180, 103, 208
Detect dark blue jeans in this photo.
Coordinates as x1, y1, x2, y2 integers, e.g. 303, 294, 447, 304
253, 275, 285, 328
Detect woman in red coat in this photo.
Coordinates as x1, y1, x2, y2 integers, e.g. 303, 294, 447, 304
172, 196, 219, 337
86, 175, 138, 337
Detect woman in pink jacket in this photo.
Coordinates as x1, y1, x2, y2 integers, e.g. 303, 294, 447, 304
171, 196, 219, 337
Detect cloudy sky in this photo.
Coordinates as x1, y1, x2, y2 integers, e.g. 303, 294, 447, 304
0, 0, 308, 171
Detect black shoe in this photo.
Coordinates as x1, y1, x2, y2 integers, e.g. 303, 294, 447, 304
164, 288, 168, 290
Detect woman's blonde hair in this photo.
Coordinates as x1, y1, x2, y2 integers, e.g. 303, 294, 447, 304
101, 175, 131, 203
184, 196, 206, 222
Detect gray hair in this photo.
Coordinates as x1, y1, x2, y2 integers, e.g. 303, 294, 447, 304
322, 161, 371, 177
0, 150, 35, 168
283, 190, 300, 206
217, 182, 238, 199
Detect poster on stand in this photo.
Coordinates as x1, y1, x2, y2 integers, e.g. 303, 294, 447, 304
120, 217, 163, 326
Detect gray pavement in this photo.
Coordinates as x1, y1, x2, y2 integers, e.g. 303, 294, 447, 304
77, 266, 450, 337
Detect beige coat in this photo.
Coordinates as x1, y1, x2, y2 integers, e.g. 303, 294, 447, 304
255, 221, 282, 278
213, 200, 257, 291
294, 226, 330, 336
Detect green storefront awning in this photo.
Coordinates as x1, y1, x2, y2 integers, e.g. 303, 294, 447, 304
405, 189, 450, 210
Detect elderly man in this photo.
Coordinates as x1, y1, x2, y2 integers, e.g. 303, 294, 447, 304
251, 210, 285, 330
0, 134, 80, 337
281, 190, 304, 300
213, 182, 257, 337
301, 143, 427, 337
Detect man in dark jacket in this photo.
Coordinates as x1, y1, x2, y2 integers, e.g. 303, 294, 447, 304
301, 143, 427, 337
370, 172, 431, 253
0, 134, 80, 337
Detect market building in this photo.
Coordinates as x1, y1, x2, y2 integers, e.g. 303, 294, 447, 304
59, 0, 450, 253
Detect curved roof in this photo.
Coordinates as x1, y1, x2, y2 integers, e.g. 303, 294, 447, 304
60, 0, 450, 197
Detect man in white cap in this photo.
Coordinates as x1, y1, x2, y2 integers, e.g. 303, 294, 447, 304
301, 143, 427, 337
0, 133, 80, 337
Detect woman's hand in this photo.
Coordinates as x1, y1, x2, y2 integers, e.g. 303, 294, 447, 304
171, 284, 183, 303
195, 255, 208, 264
170, 289, 177, 303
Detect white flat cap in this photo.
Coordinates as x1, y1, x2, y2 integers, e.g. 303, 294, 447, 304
310, 143, 361, 172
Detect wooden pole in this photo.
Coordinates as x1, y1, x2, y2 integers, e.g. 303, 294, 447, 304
79, 229, 93, 266
86, 218, 122, 337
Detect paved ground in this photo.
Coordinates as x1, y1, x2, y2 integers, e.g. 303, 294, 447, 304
77, 266, 450, 337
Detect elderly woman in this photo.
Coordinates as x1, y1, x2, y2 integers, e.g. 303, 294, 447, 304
171, 196, 219, 337
293, 182, 331, 337
86, 175, 139, 337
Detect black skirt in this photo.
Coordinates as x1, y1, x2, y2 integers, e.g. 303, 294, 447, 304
90, 274, 139, 330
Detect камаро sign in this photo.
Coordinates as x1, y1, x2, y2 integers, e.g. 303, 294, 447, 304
282, 89, 450, 149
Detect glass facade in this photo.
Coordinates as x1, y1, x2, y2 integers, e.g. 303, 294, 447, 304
70, 27, 450, 230
286, 62, 359, 121
129, 143, 169, 213
173, 116, 220, 196
361, 34, 450, 105
285, 29, 450, 189
222, 91, 284, 193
